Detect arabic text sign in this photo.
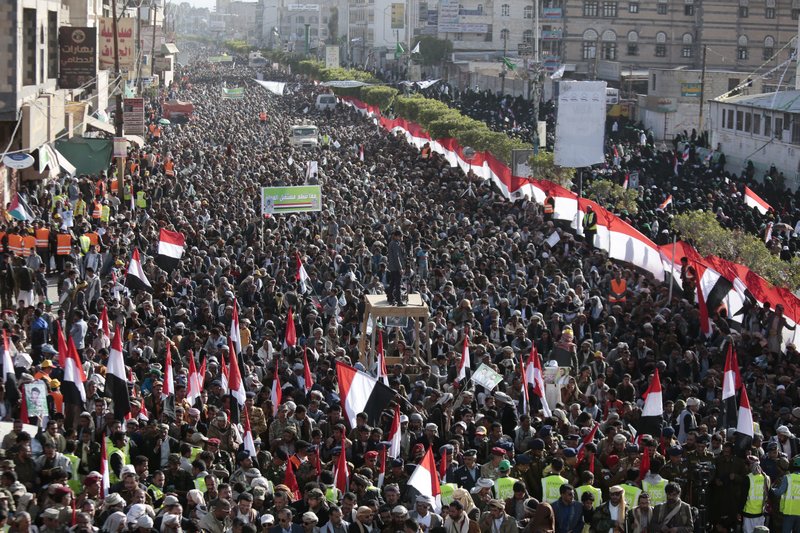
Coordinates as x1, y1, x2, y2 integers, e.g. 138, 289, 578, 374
261, 186, 322, 215
99, 17, 136, 71
59, 27, 97, 89
123, 97, 145, 136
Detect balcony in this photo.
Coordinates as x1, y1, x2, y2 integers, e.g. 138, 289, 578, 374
541, 29, 562, 40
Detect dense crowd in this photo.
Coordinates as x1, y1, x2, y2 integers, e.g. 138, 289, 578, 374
0, 49, 799, 533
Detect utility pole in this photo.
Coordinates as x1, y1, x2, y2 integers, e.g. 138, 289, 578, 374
698, 44, 707, 143
111, 0, 125, 203
151, 0, 158, 83
501, 32, 507, 94
531, 0, 542, 148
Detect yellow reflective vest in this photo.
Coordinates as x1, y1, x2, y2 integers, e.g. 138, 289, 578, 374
440, 483, 458, 505
781, 473, 800, 515
744, 473, 766, 516
64, 453, 82, 494
541, 475, 568, 503
495, 477, 518, 501
621, 484, 642, 509
575, 484, 602, 509
642, 478, 667, 507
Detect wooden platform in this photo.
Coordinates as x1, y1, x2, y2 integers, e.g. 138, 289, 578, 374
359, 294, 430, 369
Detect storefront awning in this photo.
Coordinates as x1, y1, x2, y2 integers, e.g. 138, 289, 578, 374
124, 135, 145, 147
85, 116, 115, 135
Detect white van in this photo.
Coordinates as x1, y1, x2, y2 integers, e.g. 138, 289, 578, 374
290, 124, 319, 148
315, 94, 337, 111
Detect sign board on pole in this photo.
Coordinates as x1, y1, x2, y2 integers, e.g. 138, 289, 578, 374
391, 3, 406, 29
681, 82, 702, 97
325, 46, 340, 68
59, 27, 97, 89
113, 138, 129, 158
122, 97, 145, 136
537, 121, 547, 148
261, 185, 322, 216
554, 81, 607, 167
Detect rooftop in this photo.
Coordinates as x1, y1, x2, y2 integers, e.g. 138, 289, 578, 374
716, 90, 800, 113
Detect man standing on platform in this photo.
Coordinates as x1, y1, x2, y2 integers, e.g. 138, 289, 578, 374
387, 230, 405, 306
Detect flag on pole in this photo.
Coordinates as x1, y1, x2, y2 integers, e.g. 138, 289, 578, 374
376, 329, 389, 386
439, 446, 448, 481
388, 404, 401, 458
525, 346, 551, 417
502, 57, 516, 70
155, 229, 185, 272
125, 248, 152, 292
734, 385, 755, 456
270, 357, 282, 416
186, 350, 202, 406
765, 222, 774, 243
640, 369, 664, 436
219, 347, 229, 393
336, 362, 396, 427
658, 195, 673, 211
638, 446, 651, 481
303, 346, 314, 393
377, 446, 387, 488
1, 330, 19, 407
199, 356, 207, 393
744, 186, 772, 215
243, 407, 257, 458
456, 336, 470, 383
519, 354, 531, 415
100, 435, 110, 498
722, 344, 742, 427
334, 434, 349, 494
412, 41, 420, 54
549, 64, 566, 80
284, 307, 297, 349
575, 423, 599, 465
107, 325, 131, 421
7, 193, 32, 221
407, 447, 442, 513
296, 252, 311, 294
99, 306, 111, 341
230, 299, 242, 355
19, 386, 28, 423
359, 145, 365, 162
228, 338, 246, 408
283, 460, 301, 500
62, 336, 87, 408
162, 342, 174, 400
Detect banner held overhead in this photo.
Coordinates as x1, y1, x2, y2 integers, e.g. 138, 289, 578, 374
554, 81, 607, 168
261, 186, 322, 216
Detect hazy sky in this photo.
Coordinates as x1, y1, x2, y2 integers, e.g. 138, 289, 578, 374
184, 0, 217, 9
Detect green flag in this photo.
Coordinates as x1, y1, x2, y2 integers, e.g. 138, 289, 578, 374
395, 42, 405, 57
502, 57, 516, 70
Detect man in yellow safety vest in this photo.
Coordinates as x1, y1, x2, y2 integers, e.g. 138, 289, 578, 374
742, 455, 770, 533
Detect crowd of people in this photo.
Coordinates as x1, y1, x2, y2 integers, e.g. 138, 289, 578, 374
0, 47, 799, 533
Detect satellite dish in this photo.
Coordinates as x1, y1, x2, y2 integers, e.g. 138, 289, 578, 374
2, 153, 34, 169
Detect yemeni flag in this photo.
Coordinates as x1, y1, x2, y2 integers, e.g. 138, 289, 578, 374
456, 336, 471, 383
744, 186, 772, 215
19, 386, 29, 423
283, 460, 301, 500
99, 306, 111, 343
8, 193, 32, 221
439, 446, 448, 481
100, 434, 110, 498
107, 325, 131, 421
734, 385, 755, 457
155, 229, 185, 272
219, 347, 229, 393
519, 353, 531, 415
359, 145, 364, 162
230, 299, 242, 355
228, 338, 246, 423
722, 344, 742, 428
270, 357, 282, 416
336, 362, 396, 428
162, 342, 175, 400
638, 446, 651, 481
1, 330, 19, 407
407, 447, 442, 513
377, 446, 387, 488
639, 369, 664, 437
658, 195, 673, 211
125, 248, 152, 293
695, 262, 744, 336
576, 423, 599, 465
303, 346, 314, 393
525, 346, 551, 417
283, 307, 297, 349
333, 434, 349, 494
242, 407, 257, 458
199, 356, 206, 393
622, 174, 629, 189
388, 404, 402, 458
186, 350, 202, 406
62, 336, 87, 408
296, 252, 311, 294
376, 329, 389, 386
765, 222, 773, 243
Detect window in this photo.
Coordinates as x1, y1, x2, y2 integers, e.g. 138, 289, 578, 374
727, 109, 735, 129
601, 30, 617, 59
582, 29, 597, 59
766, 7, 775, 17
651, 73, 657, 91
657, 2, 668, 14
682, 33, 693, 57
22, 8, 36, 86
793, 8, 800, 19
754, 113, 761, 135
745, 112, 752, 132
736, 110, 744, 131
501, 3, 510, 16
739, 6, 748, 16
583, 1, 598, 16
685, 4, 694, 15
765, 115, 772, 137
793, 119, 800, 144
775, 117, 783, 140
602, 1, 618, 17
47, 11, 57, 80
655, 32, 667, 57
524, 5, 533, 18
523, 29, 534, 43
764, 36, 775, 60
500, 28, 509, 40
629, 2, 639, 12
627, 31, 638, 55
455, 32, 463, 40
477, 4, 483, 13
738, 35, 748, 60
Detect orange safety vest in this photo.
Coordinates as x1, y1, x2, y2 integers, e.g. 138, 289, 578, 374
50, 390, 63, 414
7, 234, 23, 256
149, 123, 157, 135
420, 146, 431, 159
544, 197, 555, 214
85, 232, 99, 246
164, 160, 175, 176
35, 228, 50, 249
56, 234, 72, 255
96, 179, 107, 197
92, 201, 103, 219
21, 235, 36, 256
609, 278, 627, 303
129, 161, 139, 175
110, 179, 119, 194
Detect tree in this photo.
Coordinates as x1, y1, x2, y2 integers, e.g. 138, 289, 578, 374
413, 36, 453, 66
671, 210, 800, 289
585, 179, 639, 215
529, 151, 575, 187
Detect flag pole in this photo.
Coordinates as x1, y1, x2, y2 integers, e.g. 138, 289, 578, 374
667, 233, 677, 306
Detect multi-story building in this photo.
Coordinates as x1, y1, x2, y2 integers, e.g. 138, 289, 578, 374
348, 0, 410, 66
556, 0, 800, 80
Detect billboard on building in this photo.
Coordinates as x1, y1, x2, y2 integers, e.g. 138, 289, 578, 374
437, 0, 460, 33
123, 97, 145, 136
59, 27, 97, 89
554, 81, 607, 168
391, 3, 406, 29
99, 17, 136, 71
